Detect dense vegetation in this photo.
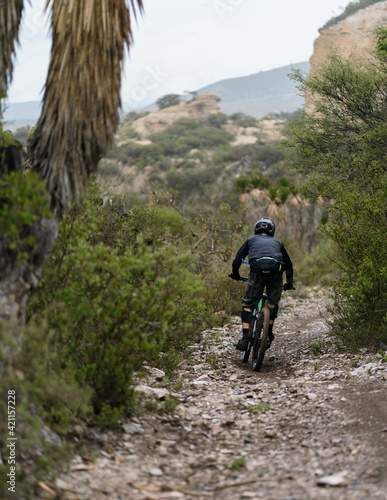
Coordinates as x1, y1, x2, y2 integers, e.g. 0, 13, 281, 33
102, 111, 293, 212
285, 28, 387, 347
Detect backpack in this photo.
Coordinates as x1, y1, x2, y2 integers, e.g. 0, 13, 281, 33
250, 257, 281, 275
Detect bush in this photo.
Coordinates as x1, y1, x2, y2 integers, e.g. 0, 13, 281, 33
293, 239, 339, 286
285, 30, 387, 348
166, 166, 220, 199
156, 94, 181, 110
27, 191, 205, 424
149, 118, 234, 156
206, 113, 228, 128
230, 113, 258, 128
235, 177, 250, 193
0, 170, 51, 262
107, 141, 164, 165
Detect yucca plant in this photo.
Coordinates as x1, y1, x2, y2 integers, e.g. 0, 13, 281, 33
30, 0, 144, 213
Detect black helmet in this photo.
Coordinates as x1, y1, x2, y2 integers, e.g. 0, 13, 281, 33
254, 217, 275, 236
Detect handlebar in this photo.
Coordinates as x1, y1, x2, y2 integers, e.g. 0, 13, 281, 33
228, 273, 248, 282
283, 284, 296, 291
229, 273, 296, 290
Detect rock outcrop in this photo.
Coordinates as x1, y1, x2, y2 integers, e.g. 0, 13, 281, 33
242, 189, 326, 249
130, 93, 221, 138
310, 1, 387, 73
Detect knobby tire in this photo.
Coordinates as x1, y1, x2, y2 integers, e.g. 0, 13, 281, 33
252, 306, 270, 372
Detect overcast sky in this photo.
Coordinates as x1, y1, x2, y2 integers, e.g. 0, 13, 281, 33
8, 0, 347, 108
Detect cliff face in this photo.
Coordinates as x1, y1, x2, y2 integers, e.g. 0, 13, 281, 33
310, 0, 387, 72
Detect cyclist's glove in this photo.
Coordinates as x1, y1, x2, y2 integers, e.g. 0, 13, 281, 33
228, 272, 242, 281
283, 282, 295, 291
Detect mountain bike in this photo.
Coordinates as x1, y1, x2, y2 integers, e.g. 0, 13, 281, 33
229, 274, 295, 372
241, 290, 270, 372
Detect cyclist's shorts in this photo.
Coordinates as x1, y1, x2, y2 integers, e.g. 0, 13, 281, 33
242, 271, 283, 309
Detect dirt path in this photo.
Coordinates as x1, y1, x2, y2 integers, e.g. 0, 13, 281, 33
44, 291, 387, 500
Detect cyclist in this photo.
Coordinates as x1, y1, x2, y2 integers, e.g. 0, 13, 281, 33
229, 217, 294, 351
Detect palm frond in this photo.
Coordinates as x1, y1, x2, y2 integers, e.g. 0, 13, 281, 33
0, 0, 24, 96
30, 0, 144, 213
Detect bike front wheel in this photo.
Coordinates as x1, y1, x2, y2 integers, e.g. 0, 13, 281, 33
241, 316, 256, 363
252, 306, 270, 372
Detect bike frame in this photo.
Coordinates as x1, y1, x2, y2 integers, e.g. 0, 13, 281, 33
250, 292, 267, 341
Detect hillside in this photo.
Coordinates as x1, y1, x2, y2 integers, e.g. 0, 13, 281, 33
2, 100, 41, 131
101, 96, 325, 249
103, 94, 291, 206
196, 62, 309, 118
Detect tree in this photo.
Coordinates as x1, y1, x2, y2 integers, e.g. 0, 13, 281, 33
0, 0, 143, 322
156, 93, 181, 110
284, 29, 387, 347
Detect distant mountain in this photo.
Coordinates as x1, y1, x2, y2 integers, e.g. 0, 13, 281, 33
3, 101, 41, 131
195, 62, 309, 118
3, 62, 309, 132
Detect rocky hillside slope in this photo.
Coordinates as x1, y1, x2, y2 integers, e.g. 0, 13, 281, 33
130, 94, 221, 138
310, 0, 387, 72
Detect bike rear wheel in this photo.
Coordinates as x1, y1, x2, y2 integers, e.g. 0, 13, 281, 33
252, 306, 270, 372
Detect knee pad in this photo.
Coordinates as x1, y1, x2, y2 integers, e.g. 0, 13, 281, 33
241, 308, 253, 324
269, 305, 279, 321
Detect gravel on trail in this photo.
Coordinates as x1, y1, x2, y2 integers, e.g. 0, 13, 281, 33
41, 290, 387, 500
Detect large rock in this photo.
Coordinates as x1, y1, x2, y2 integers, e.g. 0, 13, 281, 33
131, 93, 221, 138
310, 1, 387, 73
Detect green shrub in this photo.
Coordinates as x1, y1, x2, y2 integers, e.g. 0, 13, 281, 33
107, 141, 164, 165
149, 118, 234, 156
0, 170, 51, 262
27, 192, 204, 424
285, 33, 387, 347
121, 111, 149, 123
230, 113, 258, 128
206, 113, 228, 128
166, 166, 220, 199
156, 94, 181, 110
201, 262, 246, 319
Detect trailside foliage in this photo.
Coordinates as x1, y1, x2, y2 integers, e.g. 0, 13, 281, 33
285, 29, 387, 348
27, 189, 204, 425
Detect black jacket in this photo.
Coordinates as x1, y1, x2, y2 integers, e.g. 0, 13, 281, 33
232, 234, 293, 282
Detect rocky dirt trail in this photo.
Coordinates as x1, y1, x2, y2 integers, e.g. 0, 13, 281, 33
43, 291, 387, 500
